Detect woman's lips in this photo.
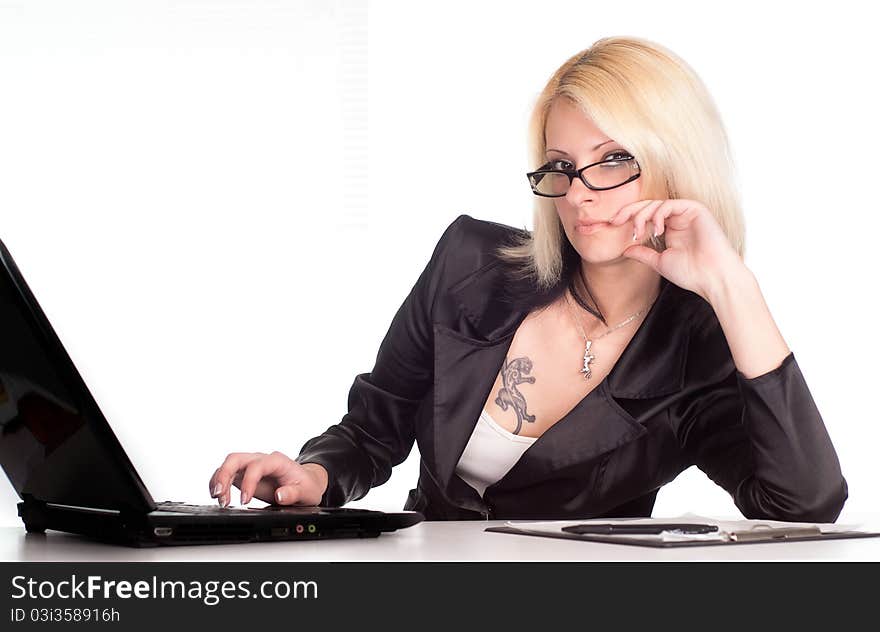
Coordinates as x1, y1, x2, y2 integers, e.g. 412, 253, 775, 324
575, 222, 610, 235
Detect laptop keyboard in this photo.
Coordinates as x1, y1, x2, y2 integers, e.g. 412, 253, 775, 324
155, 501, 378, 515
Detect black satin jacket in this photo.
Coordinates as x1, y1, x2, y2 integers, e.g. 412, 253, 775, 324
295, 214, 848, 522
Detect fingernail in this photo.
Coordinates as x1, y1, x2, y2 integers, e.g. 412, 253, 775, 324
632, 230, 637, 241
241, 492, 250, 505
212, 483, 222, 497
653, 229, 657, 238
276, 489, 285, 503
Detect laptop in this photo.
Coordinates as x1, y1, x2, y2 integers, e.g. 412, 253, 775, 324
0, 237, 424, 547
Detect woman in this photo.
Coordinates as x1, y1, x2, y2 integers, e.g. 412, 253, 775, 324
208, 36, 847, 522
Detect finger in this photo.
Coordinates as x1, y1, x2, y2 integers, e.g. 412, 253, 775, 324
216, 454, 258, 507
209, 465, 239, 498
653, 209, 667, 237
273, 481, 304, 505
239, 452, 289, 505
622, 243, 662, 270
612, 199, 655, 225
653, 204, 677, 237
653, 200, 705, 236
213, 452, 263, 507
252, 479, 282, 504
633, 200, 664, 241
209, 456, 241, 506
209, 468, 223, 498
222, 473, 247, 508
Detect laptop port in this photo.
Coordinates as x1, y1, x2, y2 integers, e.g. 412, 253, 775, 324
153, 527, 173, 537
270, 527, 289, 537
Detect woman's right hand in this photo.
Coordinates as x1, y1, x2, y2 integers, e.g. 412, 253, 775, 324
208, 451, 329, 507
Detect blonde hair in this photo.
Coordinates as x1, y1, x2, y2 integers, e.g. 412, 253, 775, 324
496, 36, 746, 292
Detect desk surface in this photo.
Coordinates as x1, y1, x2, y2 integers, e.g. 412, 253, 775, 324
3, 521, 880, 561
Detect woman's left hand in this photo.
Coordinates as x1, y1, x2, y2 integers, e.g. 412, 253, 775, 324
610, 198, 747, 301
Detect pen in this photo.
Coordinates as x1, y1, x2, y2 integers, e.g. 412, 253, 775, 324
561, 522, 719, 535
728, 526, 822, 542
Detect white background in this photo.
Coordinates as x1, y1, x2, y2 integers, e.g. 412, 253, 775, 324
0, 0, 877, 527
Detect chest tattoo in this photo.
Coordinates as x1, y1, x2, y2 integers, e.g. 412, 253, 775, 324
494, 356, 536, 435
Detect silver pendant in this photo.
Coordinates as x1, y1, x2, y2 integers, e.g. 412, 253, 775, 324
581, 338, 595, 379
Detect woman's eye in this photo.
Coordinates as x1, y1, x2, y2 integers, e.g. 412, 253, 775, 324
550, 160, 573, 170
547, 153, 630, 170
543, 152, 630, 171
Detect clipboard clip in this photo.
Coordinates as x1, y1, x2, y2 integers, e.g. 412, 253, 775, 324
727, 524, 822, 542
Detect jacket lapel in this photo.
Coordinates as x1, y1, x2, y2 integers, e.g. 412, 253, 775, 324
432, 258, 691, 496
431, 258, 530, 493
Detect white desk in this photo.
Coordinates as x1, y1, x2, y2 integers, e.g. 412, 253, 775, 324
3, 521, 879, 561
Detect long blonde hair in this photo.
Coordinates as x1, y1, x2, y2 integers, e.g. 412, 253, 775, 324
496, 36, 745, 294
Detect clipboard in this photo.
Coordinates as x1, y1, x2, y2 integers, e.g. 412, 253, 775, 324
484, 514, 880, 548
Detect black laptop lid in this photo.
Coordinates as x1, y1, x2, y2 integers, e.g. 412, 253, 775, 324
0, 238, 156, 513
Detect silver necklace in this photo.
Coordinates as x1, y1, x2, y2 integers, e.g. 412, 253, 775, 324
563, 291, 650, 380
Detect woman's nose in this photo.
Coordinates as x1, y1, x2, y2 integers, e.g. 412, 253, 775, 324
565, 173, 594, 205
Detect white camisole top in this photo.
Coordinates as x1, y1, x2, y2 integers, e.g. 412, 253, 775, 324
454, 408, 538, 498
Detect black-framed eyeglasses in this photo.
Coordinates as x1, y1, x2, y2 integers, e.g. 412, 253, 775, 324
526, 155, 641, 197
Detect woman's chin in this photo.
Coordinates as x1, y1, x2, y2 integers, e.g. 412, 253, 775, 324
583, 252, 628, 265
571, 235, 629, 263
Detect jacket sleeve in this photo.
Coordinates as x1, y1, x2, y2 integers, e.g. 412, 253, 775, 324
675, 312, 848, 523
293, 215, 465, 506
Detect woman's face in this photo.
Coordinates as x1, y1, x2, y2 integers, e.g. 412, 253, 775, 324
544, 98, 644, 264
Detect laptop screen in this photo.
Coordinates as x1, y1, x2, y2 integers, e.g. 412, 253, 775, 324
0, 240, 155, 512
